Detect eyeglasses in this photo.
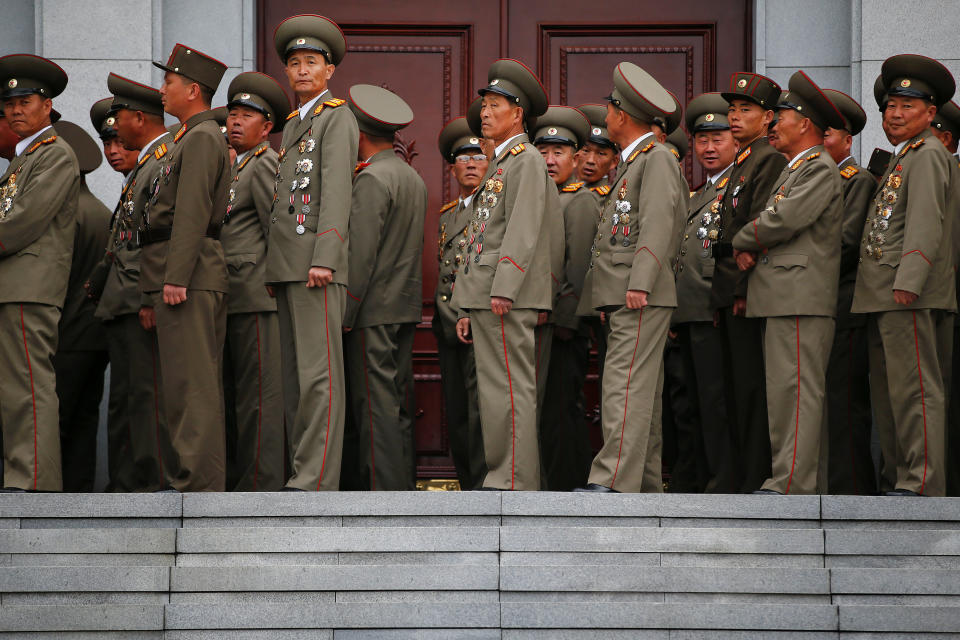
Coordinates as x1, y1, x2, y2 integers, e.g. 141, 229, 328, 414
455, 154, 488, 163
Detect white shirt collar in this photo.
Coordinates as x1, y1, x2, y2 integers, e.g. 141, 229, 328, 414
620, 132, 655, 162
787, 145, 818, 168
707, 162, 734, 184
15, 125, 53, 157
893, 140, 908, 156
236, 149, 251, 165
137, 133, 167, 164
840, 155, 854, 167
461, 194, 474, 209
494, 133, 525, 158
299, 89, 329, 121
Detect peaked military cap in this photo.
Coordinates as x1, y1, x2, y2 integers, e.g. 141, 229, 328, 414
0, 54, 67, 100
664, 127, 688, 161
685, 92, 731, 132
108, 72, 164, 117
348, 84, 414, 139
211, 106, 228, 136
227, 71, 291, 124
881, 53, 956, 107
533, 106, 590, 149
934, 100, 960, 139
873, 74, 888, 111
776, 70, 844, 131
153, 44, 227, 93
274, 14, 346, 66
653, 92, 683, 135
577, 103, 617, 149
90, 97, 118, 140
606, 61, 675, 125
479, 59, 548, 118
722, 72, 781, 109
53, 120, 102, 174
438, 116, 483, 163
822, 89, 867, 135
467, 94, 536, 137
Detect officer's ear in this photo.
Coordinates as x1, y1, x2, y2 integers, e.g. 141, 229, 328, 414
41, 97, 52, 119
262, 118, 274, 137
761, 109, 774, 127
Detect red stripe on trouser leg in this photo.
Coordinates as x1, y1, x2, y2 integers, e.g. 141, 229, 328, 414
912, 311, 929, 495
611, 309, 643, 490
785, 316, 800, 496
151, 339, 164, 484
253, 315, 263, 491
316, 286, 332, 490
361, 329, 376, 490
846, 332, 859, 495
500, 316, 517, 491
19, 305, 38, 490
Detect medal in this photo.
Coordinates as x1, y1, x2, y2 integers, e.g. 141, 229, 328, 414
697, 227, 707, 239
620, 213, 630, 225
887, 175, 902, 189
296, 224, 305, 235
298, 141, 306, 153
701, 213, 712, 225
302, 205, 311, 214
306, 139, 316, 152
302, 194, 310, 205
617, 180, 627, 200
612, 213, 620, 226
615, 200, 631, 214
290, 180, 298, 192
299, 177, 310, 189
300, 158, 313, 172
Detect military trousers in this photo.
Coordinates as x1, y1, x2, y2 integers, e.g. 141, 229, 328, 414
344, 322, 417, 491
103, 314, 172, 492
224, 311, 285, 491
470, 308, 540, 490
825, 323, 875, 495
432, 315, 485, 491
152, 290, 227, 492
760, 315, 834, 495
276, 282, 345, 491
868, 309, 945, 496
587, 304, 670, 493
949, 321, 960, 496
0, 303, 62, 491
55, 349, 108, 492
534, 321, 553, 426
539, 332, 592, 491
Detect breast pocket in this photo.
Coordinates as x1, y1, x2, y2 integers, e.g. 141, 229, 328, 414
611, 251, 633, 268
877, 250, 901, 269
769, 253, 808, 270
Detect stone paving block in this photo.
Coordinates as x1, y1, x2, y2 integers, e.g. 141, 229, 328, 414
502, 516, 659, 527
501, 492, 659, 517
832, 568, 960, 594
335, 590, 500, 603
8, 553, 174, 567
19, 518, 182, 529
171, 565, 498, 592
170, 592, 336, 604
503, 632, 668, 640
822, 520, 960, 531
825, 530, 960, 556
182, 492, 500, 517
500, 592, 665, 603
500, 552, 660, 566
0, 566, 168, 592
2, 593, 169, 605
501, 566, 828, 593
500, 527, 823, 554
664, 593, 831, 605
165, 603, 501, 629
500, 602, 838, 629
839, 604, 960, 632
0, 520, 18, 529
826, 555, 960, 569
822, 496, 960, 521
342, 516, 501, 527
336, 632, 500, 640
183, 517, 342, 528
661, 518, 819, 530
833, 594, 960, 605
166, 632, 330, 640
177, 527, 499, 553
840, 634, 960, 639
338, 552, 497, 566
0, 494, 181, 519
176, 553, 338, 567
671, 633, 838, 640
0, 633, 162, 640
661, 552, 822, 568
0, 604, 164, 631
0, 528, 176, 554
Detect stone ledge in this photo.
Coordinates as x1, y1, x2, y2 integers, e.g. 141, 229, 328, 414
825, 530, 960, 556
831, 568, 960, 594
0, 528, 176, 554
0, 604, 164, 631
176, 527, 500, 553
0, 567, 169, 592
0, 494, 181, 519
839, 604, 960, 632
182, 492, 501, 518
502, 494, 821, 520
822, 496, 960, 521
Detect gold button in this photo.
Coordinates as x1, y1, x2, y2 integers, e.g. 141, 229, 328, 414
445, 260, 450, 266
441, 295, 448, 302
684, 234, 689, 240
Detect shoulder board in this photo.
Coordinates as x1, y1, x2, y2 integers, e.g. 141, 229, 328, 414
789, 157, 806, 171
438, 200, 458, 214
173, 125, 187, 143
153, 143, 168, 160
25, 134, 57, 155
839, 165, 859, 179
806, 152, 820, 161
253, 145, 268, 157
669, 148, 680, 159
509, 143, 526, 155
590, 184, 611, 195
324, 98, 346, 108
286, 109, 299, 121
736, 147, 752, 165
716, 176, 730, 190
627, 141, 654, 162
562, 181, 584, 192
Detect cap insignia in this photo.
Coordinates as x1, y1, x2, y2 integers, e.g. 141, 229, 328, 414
592, 127, 601, 135
240, 93, 251, 99
105, 117, 116, 127
6, 79, 16, 88
737, 78, 747, 89
490, 79, 500, 86
295, 38, 306, 45
547, 127, 558, 135
705, 113, 715, 122
901, 79, 911, 88
469, 137, 479, 144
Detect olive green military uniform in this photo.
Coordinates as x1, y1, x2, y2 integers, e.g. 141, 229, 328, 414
222, 140, 284, 491
344, 129, 428, 490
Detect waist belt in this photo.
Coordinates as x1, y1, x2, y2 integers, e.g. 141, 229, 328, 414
139, 224, 222, 246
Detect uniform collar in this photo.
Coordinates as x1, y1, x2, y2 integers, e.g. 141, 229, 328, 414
707, 162, 734, 184
620, 132, 655, 162
137, 132, 168, 164
15, 125, 53, 156
787, 145, 818, 168
840, 155, 854, 167
494, 133, 525, 158
299, 89, 329, 121
461, 193, 474, 209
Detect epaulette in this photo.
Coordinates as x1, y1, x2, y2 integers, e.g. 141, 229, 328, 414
736, 147, 751, 165
590, 184, 611, 196
806, 152, 820, 161
153, 143, 168, 160
314, 98, 346, 116
716, 176, 730, 190
839, 165, 859, 179
173, 125, 187, 143
438, 200, 458, 214
562, 181, 584, 193
509, 143, 526, 155
669, 148, 680, 159
253, 145, 268, 157
286, 109, 299, 121
25, 134, 57, 155
627, 141, 654, 162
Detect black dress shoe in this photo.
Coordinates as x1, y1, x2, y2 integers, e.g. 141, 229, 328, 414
752, 489, 782, 495
885, 489, 920, 496
572, 483, 618, 493
0, 487, 27, 493
280, 486, 306, 492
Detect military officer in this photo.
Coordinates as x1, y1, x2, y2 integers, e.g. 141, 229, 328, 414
576, 104, 619, 198
342, 85, 427, 490
574, 62, 686, 493
821, 88, 876, 495
0, 54, 80, 491
221, 71, 289, 491
852, 55, 957, 497
932, 100, 960, 154
0, 110, 19, 161
732, 71, 845, 495
534, 106, 598, 491
268, 15, 358, 491
434, 118, 487, 490
668, 92, 738, 493
143, 44, 230, 492
451, 58, 552, 491
91, 98, 138, 176
52, 121, 111, 492
712, 71, 786, 492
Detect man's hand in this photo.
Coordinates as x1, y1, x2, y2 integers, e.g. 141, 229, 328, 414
491, 296, 513, 315
734, 249, 757, 271
600, 311, 606, 325
536, 311, 548, 326
732, 296, 748, 316
82, 280, 96, 301
343, 326, 352, 333
307, 266, 333, 288
456, 317, 472, 344
139, 306, 156, 331
265, 285, 275, 298
163, 284, 187, 306
626, 289, 648, 310
894, 289, 919, 306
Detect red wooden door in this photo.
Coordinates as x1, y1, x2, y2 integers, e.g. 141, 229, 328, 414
257, 0, 752, 480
